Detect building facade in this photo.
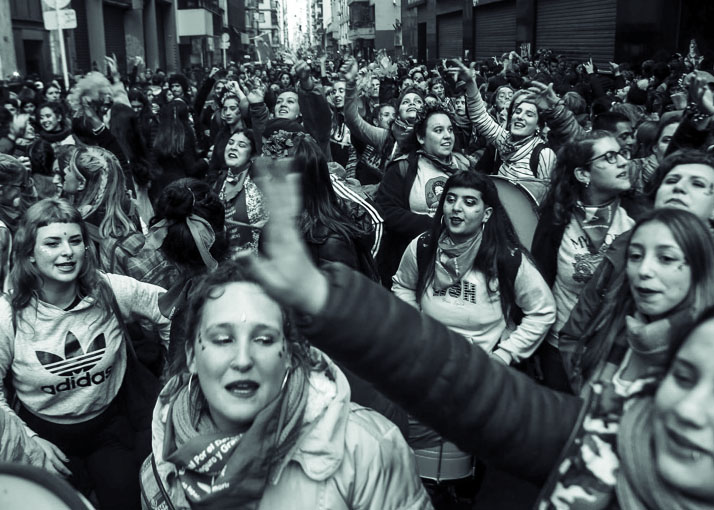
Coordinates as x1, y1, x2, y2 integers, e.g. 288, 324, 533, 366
3, 0, 276, 81
401, 0, 714, 67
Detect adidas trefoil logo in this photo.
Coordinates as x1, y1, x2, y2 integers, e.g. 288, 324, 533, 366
35, 332, 113, 395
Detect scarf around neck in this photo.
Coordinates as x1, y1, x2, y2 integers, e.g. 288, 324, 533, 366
417, 150, 463, 177
164, 366, 309, 510
433, 229, 483, 292
617, 397, 711, 510
573, 198, 621, 254
499, 133, 542, 163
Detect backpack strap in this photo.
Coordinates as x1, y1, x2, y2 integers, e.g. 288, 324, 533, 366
529, 143, 547, 178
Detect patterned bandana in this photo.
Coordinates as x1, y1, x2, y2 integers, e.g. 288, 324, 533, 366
572, 199, 621, 254
145, 215, 218, 270
261, 130, 316, 158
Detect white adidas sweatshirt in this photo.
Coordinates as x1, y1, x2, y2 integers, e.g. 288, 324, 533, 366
0, 272, 169, 428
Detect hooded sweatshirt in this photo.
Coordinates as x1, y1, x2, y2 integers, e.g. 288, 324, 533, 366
0, 272, 169, 429
142, 355, 432, 510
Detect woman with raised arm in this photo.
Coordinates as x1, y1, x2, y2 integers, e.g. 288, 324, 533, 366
452, 59, 555, 197
233, 162, 714, 510
343, 57, 424, 172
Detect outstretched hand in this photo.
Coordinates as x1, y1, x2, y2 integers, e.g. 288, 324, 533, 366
526, 81, 560, 110
236, 157, 329, 315
246, 77, 266, 104
686, 70, 714, 115
583, 58, 595, 75
340, 58, 359, 82
294, 60, 311, 81
449, 58, 474, 82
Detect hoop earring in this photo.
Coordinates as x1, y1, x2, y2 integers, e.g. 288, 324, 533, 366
281, 368, 290, 392
188, 372, 196, 396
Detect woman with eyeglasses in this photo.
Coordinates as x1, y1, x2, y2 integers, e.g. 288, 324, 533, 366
229, 172, 714, 510
559, 148, 714, 394
531, 132, 644, 392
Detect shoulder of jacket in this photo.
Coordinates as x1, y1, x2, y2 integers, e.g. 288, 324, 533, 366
344, 404, 402, 446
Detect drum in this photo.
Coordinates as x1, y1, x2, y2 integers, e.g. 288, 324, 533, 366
414, 441, 474, 482
489, 176, 540, 251
0, 463, 95, 510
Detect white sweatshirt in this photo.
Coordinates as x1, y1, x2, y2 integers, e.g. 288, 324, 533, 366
0, 272, 169, 428
393, 237, 556, 364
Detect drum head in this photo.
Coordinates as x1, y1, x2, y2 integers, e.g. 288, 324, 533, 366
0, 463, 95, 510
489, 176, 540, 251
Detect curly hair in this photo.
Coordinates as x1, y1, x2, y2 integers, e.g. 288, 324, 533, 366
414, 103, 455, 144
66, 72, 113, 115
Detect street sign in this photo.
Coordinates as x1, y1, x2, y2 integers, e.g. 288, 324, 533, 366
220, 41, 230, 50
43, 0, 71, 9
221, 33, 230, 43
43, 9, 77, 30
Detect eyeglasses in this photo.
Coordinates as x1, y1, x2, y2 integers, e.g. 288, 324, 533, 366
587, 148, 632, 164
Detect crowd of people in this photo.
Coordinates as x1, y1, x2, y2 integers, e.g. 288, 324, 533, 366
0, 41, 714, 510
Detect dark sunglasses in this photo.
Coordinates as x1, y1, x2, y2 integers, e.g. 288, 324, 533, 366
587, 147, 632, 164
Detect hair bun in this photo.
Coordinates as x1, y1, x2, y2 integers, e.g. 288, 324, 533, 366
163, 185, 194, 219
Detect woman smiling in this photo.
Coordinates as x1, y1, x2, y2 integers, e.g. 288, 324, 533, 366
0, 199, 170, 510
375, 106, 472, 285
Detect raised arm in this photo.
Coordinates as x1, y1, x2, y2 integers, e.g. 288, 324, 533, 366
527, 81, 586, 148
342, 58, 390, 149
238, 164, 582, 483
453, 59, 508, 146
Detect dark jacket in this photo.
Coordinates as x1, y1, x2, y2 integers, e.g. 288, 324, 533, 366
298, 263, 582, 483
374, 151, 471, 286
556, 232, 631, 392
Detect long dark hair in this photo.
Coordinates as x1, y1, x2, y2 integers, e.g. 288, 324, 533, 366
580, 208, 714, 381
154, 100, 190, 158
151, 178, 229, 267
539, 130, 615, 226
291, 136, 371, 243
416, 171, 526, 324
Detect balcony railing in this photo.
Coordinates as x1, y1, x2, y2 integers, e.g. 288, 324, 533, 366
177, 0, 223, 15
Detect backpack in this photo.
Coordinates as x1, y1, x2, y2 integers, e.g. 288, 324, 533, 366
475, 142, 547, 178
414, 232, 525, 326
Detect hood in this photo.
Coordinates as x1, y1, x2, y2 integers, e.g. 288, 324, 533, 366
151, 351, 352, 489
270, 355, 351, 484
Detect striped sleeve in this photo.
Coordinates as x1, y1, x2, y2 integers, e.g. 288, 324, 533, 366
330, 176, 384, 257
465, 80, 508, 149
537, 147, 557, 180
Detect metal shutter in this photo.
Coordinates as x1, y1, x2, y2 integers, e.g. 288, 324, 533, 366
535, 0, 616, 65
73, 0, 91, 73
437, 12, 463, 59
474, 0, 516, 61
103, 5, 127, 74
